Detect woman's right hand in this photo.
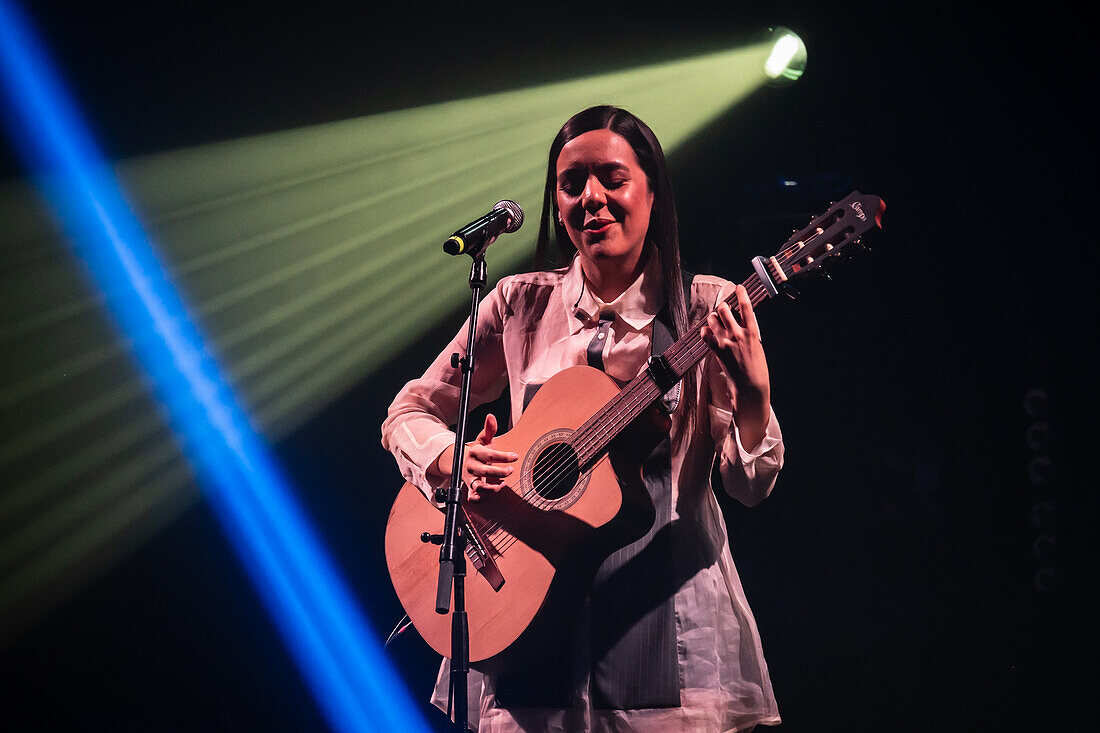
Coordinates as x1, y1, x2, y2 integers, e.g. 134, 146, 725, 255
430, 413, 518, 501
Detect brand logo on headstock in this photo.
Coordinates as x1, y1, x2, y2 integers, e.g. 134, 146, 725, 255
850, 201, 866, 221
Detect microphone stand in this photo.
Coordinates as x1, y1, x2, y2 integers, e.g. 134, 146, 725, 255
434, 251, 488, 733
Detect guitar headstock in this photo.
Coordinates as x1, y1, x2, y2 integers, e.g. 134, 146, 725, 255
774, 191, 884, 281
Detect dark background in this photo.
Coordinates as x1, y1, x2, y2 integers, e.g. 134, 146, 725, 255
2, 1, 1089, 730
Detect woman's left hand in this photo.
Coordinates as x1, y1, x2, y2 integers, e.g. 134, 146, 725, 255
700, 284, 771, 449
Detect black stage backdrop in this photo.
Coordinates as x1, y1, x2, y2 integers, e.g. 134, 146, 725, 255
1, 2, 1089, 730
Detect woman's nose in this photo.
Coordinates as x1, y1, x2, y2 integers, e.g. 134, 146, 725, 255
581, 177, 606, 210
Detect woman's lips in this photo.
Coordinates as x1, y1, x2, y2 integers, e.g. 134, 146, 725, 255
583, 219, 615, 233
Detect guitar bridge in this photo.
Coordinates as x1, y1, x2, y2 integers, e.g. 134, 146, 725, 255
461, 512, 505, 591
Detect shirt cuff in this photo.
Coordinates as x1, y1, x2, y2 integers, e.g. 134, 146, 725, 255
398, 424, 457, 499
730, 407, 782, 463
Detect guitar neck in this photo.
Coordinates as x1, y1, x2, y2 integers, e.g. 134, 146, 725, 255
571, 271, 770, 466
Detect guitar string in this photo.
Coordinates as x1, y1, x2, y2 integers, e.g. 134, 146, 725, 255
476, 228, 826, 555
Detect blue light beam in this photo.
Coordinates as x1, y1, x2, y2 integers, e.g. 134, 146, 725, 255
0, 3, 429, 731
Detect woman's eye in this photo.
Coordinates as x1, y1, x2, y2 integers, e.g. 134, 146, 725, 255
559, 179, 583, 196
599, 173, 628, 189
557, 172, 626, 196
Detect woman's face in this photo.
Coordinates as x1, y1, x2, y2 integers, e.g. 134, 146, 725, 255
555, 129, 654, 270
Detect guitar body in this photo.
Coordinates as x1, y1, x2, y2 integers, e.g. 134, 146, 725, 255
384, 365, 625, 662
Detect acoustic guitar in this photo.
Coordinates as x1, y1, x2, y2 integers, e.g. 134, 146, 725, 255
385, 191, 884, 662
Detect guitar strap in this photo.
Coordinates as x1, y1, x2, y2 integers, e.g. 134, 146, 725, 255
588, 268, 692, 710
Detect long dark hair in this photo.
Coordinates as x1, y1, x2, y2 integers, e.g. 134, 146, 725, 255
535, 105, 696, 433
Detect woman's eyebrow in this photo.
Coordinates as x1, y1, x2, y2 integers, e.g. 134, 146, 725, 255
557, 161, 630, 179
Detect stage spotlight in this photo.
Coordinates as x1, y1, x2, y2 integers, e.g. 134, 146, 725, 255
761, 26, 807, 85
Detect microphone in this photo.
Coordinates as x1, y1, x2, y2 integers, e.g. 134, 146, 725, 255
443, 200, 524, 256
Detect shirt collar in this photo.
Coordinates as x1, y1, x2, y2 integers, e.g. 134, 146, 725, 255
560, 248, 666, 334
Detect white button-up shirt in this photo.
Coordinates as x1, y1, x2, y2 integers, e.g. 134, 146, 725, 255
382, 252, 784, 732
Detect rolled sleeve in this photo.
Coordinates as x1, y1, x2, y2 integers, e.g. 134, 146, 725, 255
704, 354, 785, 507
717, 406, 784, 506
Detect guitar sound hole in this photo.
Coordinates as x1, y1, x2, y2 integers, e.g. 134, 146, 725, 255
532, 442, 579, 502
